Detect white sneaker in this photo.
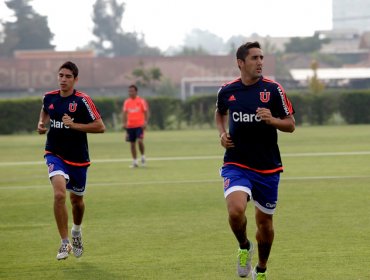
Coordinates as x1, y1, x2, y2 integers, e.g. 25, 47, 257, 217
56, 243, 72, 260
237, 243, 254, 277
71, 234, 84, 258
141, 157, 146, 167
129, 163, 139, 168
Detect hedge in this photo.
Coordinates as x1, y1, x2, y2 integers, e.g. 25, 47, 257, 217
338, 91, 370, 124
0, 98, 42, 134
1, 91, 370, 134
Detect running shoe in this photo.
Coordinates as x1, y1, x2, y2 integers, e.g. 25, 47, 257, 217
71, 234, 84, 258
237, 243, 254, 277
252, 267, 267, 280
56, 242, 72, 260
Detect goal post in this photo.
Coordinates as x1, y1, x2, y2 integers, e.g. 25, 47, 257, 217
180, 77, 236, 100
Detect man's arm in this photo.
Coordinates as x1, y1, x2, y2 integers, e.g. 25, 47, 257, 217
143, 109, 149, 129
62, 114, 105, 133
122, 111, 127, 129
215, 109, 234, 149
37, 108, 50, 134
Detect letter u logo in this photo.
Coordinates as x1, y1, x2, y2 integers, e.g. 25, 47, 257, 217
260, 92, 270, 103
69, 102, 77, 112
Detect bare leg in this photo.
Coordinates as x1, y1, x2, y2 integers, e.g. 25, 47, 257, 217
255, 207, 274, 269
226, 191, 249, 247
130, 142, 137, 160
70, 193, 85, 226
138, 139, 145, 155
51, 175, 68, 239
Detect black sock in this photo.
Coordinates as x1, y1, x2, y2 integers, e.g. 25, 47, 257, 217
240, 240, 251, 250
256, 266, 266, 273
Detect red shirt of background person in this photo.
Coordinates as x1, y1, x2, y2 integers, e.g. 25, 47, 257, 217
122, 88, 148, 129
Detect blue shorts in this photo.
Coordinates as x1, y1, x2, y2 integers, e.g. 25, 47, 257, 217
220, 165, 280, 215
45, 154, 88, 196
126, 127, 144, 142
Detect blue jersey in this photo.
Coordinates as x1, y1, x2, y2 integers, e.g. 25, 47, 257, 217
216, 77, 294, 174
42, 89, 101, 166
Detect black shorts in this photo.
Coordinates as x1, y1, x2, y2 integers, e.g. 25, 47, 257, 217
126, 127, 144, 142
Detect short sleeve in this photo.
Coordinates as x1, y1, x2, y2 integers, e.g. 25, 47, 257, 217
272, 83, 294, 118
80, 95, 101, 122
141, 98, 148, 112
216, 87, 228, 115
122, 100, 128, 112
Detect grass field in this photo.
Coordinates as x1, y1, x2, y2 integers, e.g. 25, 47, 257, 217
1, 125, 370, 280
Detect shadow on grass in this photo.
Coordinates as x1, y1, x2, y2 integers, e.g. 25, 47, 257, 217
58, 260, 127, 279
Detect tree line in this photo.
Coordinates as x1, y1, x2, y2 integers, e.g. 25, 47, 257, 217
0, 0, 331, 58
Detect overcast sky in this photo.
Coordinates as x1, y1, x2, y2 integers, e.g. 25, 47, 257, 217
0, 0, 333, 51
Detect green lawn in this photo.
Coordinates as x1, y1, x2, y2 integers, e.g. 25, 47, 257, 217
0, 125, 370, 279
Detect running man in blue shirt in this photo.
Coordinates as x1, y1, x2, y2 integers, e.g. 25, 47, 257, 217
37, 61, 105, 260
215, 42, 295, 279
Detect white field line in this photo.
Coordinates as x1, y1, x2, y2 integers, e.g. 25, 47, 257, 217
1, 175, 370, 191
1, 151, 370, 167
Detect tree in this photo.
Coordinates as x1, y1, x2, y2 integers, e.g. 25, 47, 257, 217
91, 0, 160, 56
262, 37, 278, 55
183, 28, 225, 55
225, 35, 248, 55
131, 61, 162, 92
284, 33, 330, 53
225, 35, 279, 55
309, 59, 325, 94
175, 46, 209, 56
157, 77, 178, 97
0, 0, 54, 57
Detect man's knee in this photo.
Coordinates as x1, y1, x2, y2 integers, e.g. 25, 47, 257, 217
226, 191, 248, 220
256, 212, 274, 234
51, 176, 67, 203
53, 189, 66, 205
70, 194, 84, 207
228, 202, 247, 222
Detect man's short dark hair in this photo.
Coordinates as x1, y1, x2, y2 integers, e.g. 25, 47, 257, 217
236, 41, 261, 61
59, 61, 79, 78
129, 84, 138, 92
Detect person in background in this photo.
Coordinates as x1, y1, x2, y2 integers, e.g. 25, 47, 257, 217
122, 84, 149, 168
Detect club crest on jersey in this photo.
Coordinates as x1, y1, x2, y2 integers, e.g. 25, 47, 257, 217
69, 101, 77, 112
223, 178, 230, 189
260, 92, 270, 103
48, 163, 54, 173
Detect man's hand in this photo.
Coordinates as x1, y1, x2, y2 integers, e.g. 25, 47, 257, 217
256, 107, 274, 125
37, 121, 48, 134
62, 114, 74, 128
220, 132, 235, 149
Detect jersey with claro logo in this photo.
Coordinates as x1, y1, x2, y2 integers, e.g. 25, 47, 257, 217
42, 89, 102, 166
216, 76, 294, 173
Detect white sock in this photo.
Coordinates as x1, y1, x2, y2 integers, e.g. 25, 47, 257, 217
72, 224, 82, 236
62, 238, 70, 244
72, 224, 81, 232
133, 159, 138, 165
